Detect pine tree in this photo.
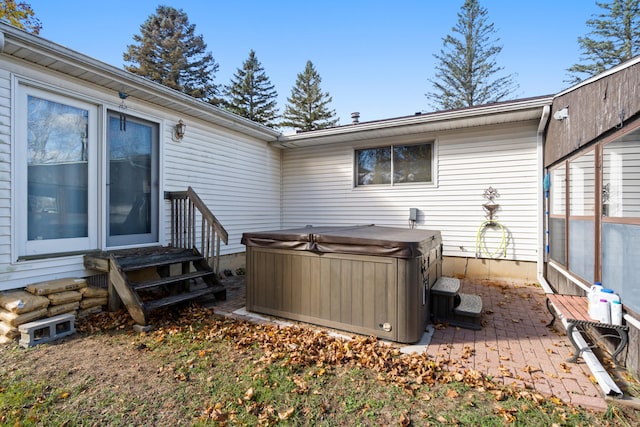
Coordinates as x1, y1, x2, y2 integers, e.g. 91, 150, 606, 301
123, 6, 219, 103
426, 0, 517, 110
568, 0, 640, 83
281, 60, 338, 131
223, 50, 279, 128
0, 0, 41, 34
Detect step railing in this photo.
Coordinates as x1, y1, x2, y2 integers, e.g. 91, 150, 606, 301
164, 187, 228, 274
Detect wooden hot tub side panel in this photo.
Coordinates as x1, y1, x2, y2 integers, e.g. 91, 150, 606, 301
247, 247, 401, 341
245, 245, 441, 343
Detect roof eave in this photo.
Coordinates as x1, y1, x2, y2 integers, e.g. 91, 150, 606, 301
0, 23, 281, 141
273, 96, 553, 148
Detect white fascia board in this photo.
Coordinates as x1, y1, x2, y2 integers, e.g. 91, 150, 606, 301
0, 24, 280, 142
274, 96, 553, 148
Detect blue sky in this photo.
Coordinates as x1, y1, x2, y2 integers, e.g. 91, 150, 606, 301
28, 0, 604, 125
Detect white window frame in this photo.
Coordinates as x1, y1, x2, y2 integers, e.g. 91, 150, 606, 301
14, 83, 99, 257
354, 141, 435, 187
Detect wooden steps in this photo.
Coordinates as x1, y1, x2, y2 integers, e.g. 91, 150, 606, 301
431, 277, 483, 330
85, 247, 226, 326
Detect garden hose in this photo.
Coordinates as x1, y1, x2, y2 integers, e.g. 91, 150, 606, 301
475, 220, 507, 258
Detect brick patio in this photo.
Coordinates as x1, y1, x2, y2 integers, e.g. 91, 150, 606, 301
213, 275, 609, 411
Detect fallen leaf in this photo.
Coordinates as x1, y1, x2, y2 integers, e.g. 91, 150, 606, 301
522, 365, 541, 374
244, 387, 255, 401
399, 414, 411, 426
278, 407, 294, 420
446, 389, 459, 398
493, 390, 507, 401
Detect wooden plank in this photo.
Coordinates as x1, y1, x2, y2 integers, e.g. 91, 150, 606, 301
109, 258, 146, 325
144, 287, 217, 312
290, 254, 302, 315
299, 255, 311, 316
118, 252, 200, 272
309, 256, 321, 318
330, 258, 341, 322
374, 262, 387, 331
351, 260, 364, 328
340, 260, 352, 325
130, 270, 215, 291
548, 295, 591, 322
318, 257, 331, 319
282, 254, 292, 313
362, 262, 375, 329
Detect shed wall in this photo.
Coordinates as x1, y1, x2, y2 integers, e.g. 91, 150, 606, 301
281, 122, 540, 262
545, 61, 640, 166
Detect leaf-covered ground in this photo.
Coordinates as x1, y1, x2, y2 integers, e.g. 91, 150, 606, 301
1, 304, 638, 426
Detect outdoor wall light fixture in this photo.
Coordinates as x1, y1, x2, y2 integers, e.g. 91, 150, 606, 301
553, 107, 569, 121
174, 119, 186, 141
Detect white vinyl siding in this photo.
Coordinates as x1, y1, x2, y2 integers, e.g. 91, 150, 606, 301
281, 123, 539, 261
162, 122, 281, 254
0, 69, 12, 269
0, 57, 281, 291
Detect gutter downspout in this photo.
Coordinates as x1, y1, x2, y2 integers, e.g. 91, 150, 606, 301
536, 105, 554, 294
536, 106, 622, 397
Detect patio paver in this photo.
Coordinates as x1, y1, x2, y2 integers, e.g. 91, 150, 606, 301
213, 275, 609, 411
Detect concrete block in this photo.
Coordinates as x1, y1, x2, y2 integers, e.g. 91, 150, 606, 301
18, 313, 75, 348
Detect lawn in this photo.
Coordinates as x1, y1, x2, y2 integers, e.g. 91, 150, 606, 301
0, 304, 637, 426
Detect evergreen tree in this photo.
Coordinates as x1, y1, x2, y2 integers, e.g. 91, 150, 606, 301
426, 0, 517, 110
281, 60, 338, 131
124, 6, 219, 103
224, 50, 279, 128
0, 1, 41, 34
568, 0, 640, 83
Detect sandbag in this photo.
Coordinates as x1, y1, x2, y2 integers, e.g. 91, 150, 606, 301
79, 286, 108, 298
0, 307, 47, 327
0, 290, 49, 314
25, 278, 87, 296
0, 321, 19, 339
0, 335, 16, 344
47, 301, 79, 317
80, 297, 108, 309
48, 291, 82, 306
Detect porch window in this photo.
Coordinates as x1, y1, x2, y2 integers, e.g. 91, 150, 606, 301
568, 151, 596, 283
355, 142, 433, 186
548, 166, 566, 265
16, 85, 98, 256
601, 130, 640, 313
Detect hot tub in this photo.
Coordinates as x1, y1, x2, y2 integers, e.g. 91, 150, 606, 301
241, 225, 442, 343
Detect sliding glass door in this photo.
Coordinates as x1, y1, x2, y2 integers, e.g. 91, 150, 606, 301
106, 112, 159, 247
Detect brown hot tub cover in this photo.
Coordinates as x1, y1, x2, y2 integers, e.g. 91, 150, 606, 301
241, 225, 440, 259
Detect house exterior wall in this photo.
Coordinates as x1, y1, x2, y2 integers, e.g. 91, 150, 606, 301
280, 121, 540, 279
0, 55, 281, 291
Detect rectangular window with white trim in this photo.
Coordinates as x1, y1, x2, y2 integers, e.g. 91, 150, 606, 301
355, 142, 433, 186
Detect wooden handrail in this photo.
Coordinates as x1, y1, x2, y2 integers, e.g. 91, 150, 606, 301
164, 187, 228, 273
